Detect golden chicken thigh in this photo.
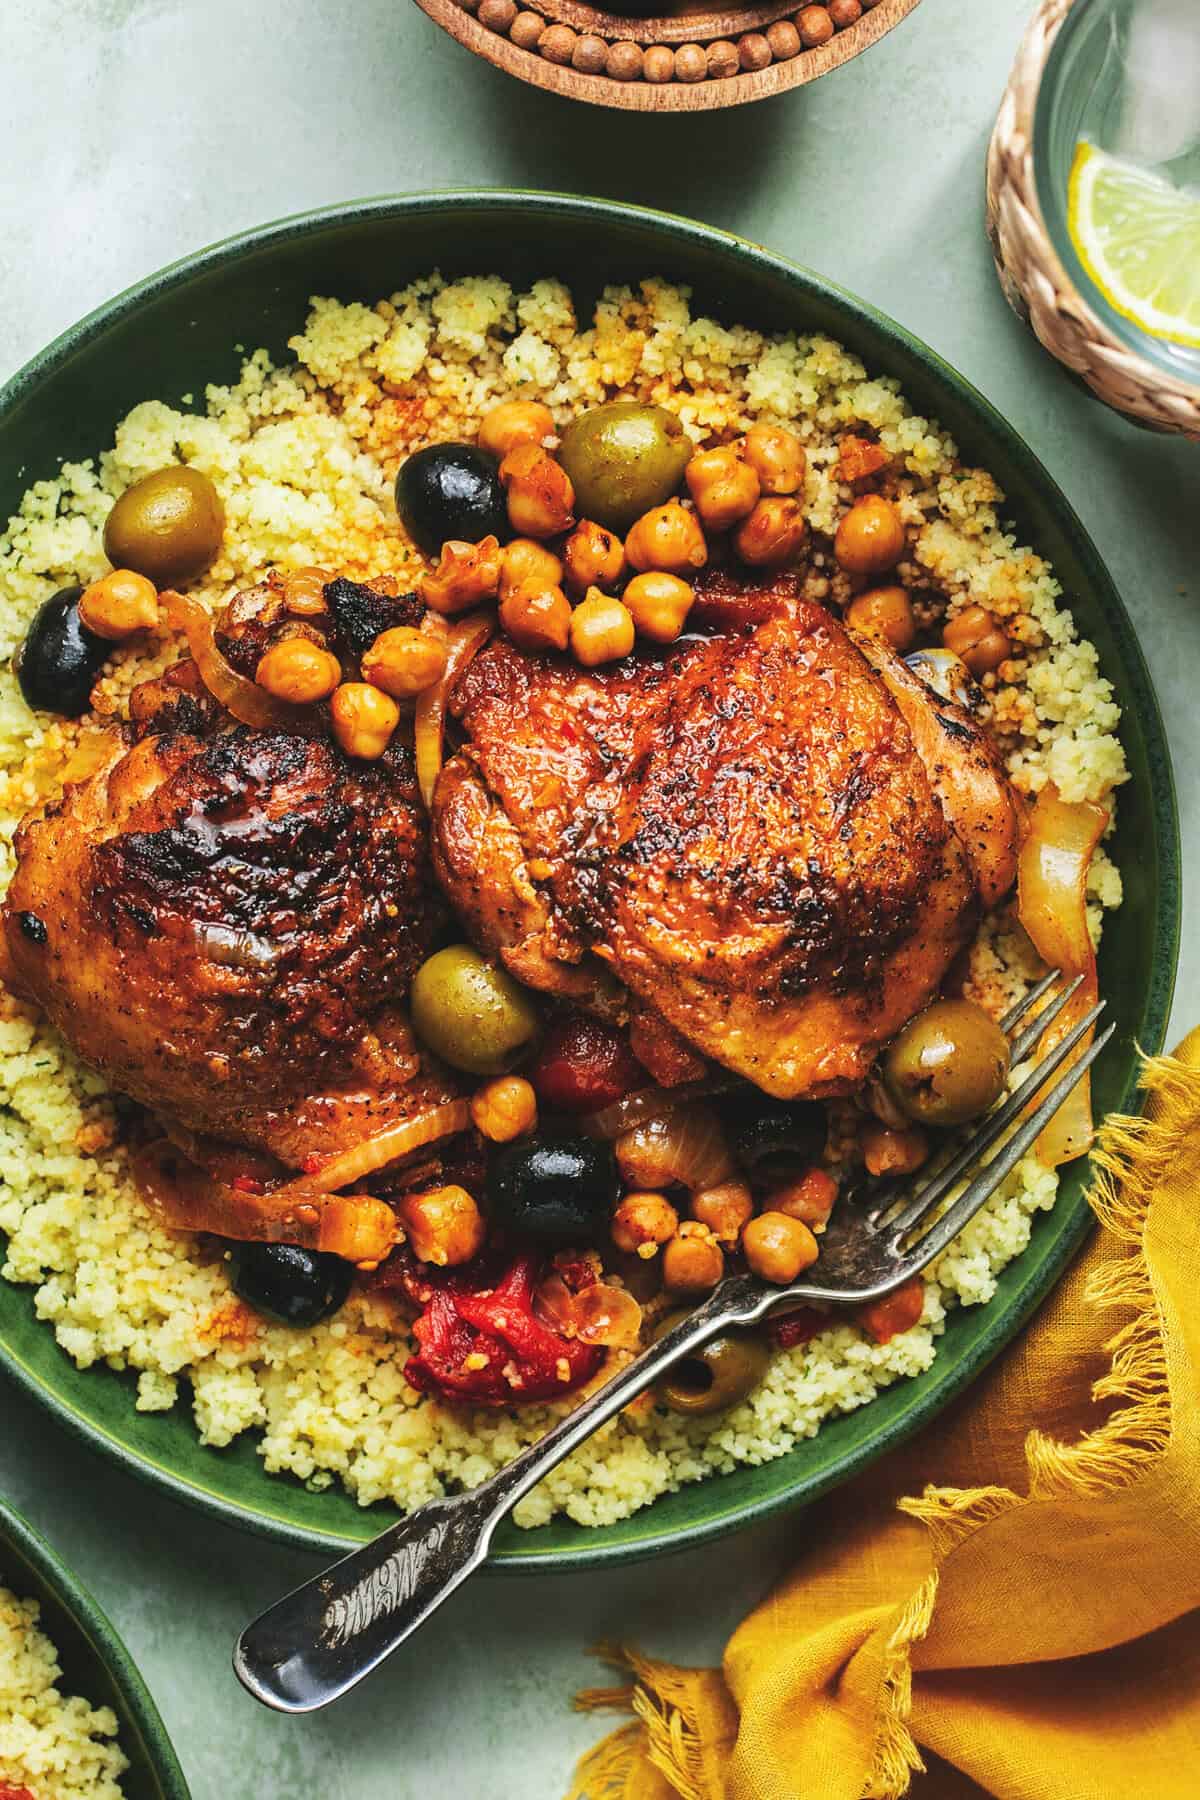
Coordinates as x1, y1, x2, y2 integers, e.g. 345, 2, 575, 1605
434, 577, 1020, 1096
3, 719, 450, 1165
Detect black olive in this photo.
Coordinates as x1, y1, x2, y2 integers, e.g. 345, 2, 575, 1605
15, 586, 108, 716
486, 1134, 619, 1247
227, 1242, 354, 1328
722, 1094, 827, 1190
394, 444, 509, 557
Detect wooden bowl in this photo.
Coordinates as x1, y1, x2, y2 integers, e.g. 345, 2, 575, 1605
411, 0, 922, 110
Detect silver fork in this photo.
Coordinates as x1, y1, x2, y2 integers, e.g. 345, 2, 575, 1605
234, 971, 1111, 1714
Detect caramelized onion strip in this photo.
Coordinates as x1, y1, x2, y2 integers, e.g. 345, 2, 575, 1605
414, 612, 493, 810
535, 1274, 642, 1348
1016, 783, 1109, 1167
134, 1099, 471, 1262
268, 1100, 472, 1203
581, 1079, 734, 1141
162, 590, 305, 730
134, 1140, 398, 1263
616, 1107, 735, 1194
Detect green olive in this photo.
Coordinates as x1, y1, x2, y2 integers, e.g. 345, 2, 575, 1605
883, 999, 1011, 1128
103, 466, 224, 584
558, 403, 692, 534
410, 945, 539, 1076
652, 1309, 770, 1416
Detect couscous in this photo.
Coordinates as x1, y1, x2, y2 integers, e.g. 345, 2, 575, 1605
0, 1583, 127, 1799
0, 276, 1125, 1528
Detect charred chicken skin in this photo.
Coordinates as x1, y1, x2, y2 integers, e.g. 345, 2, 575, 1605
433, 570, 1020, 1098
3, 588, 454, 1167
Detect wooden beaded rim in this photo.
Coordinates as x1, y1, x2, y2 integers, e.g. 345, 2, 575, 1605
412, 0, 922, 111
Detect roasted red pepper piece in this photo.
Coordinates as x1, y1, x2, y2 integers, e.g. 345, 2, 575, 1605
768, 1306, 827, 1351
857, 1277, 925, 1345
402, 1251, 603, 1405
0, 1784, 39, 1800
528, 1012, 643, 1114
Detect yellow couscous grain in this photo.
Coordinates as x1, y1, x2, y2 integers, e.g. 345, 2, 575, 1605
0, 1582, 128, 1798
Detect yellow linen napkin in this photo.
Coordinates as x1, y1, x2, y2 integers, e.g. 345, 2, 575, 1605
568, 1031, 1200, 1800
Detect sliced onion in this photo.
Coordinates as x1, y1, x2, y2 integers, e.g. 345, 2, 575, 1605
163, 590, 305, 730
616, 1107, 735, 1193
267, 1100, 471, 1204
414, 611, 493, 810
534, 1274, 642, 1348
582, 1077, 734, 1141
134, 1139, 398, 1263
1016, 783, 1109, 1167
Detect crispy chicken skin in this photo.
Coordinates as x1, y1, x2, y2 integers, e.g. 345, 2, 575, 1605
3, 721, 451, 1163
434, 579, 1019, 1097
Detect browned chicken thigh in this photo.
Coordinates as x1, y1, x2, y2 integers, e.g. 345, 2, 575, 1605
3, 690, 451, 1167
433, 575, 1020, 1097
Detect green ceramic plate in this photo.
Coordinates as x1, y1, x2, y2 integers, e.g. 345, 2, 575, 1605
0, 193, 1180, 1571
0, 1497, 189, 1799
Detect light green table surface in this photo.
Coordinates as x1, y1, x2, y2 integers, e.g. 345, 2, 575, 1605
2, 1, 1195, 1794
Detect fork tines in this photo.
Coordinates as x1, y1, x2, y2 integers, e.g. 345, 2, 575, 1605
869, 969, 1114, 1270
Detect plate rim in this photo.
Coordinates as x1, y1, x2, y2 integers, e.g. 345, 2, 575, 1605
0, 188, 1181, 1570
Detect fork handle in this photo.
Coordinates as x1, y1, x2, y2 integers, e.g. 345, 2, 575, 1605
234, 1273, 762, 1713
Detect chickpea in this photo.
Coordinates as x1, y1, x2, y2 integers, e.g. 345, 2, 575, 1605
470, 1074, 538, 1142
329, 681, 400, 760
421, 535, 502, 616
77, 569, 159, 641
733, 496, 807, 568
742, 423, 806, 496
399, 1185, 486, 1267
282, 565, 331, 616
499, 537, 563, 599
625, 501, 707, 576
562, 519, 625, 594
858, 1276, 925, 1345
845, 586, 916, 653
361, 626, 447, 698
834, 494, 906, 575
499, 578, 572, 654
499, 443, 575, 539
861, 1119, 928, 1178
611, 1191, 679, 1257
255, 637, 342, 704
569, 589, 635, 667
478, 399, 555, 460
770, 1168, 838, 1228
742, 1211, 819, 1284
662, 1224, 725, 1295
684, 446, 760, 532
943, 604, 1011, 678
622, 571, 695, 645
690, 1180, 754, 1246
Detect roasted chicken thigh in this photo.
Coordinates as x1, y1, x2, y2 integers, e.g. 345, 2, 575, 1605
3, 655, 452, 1167
433, 573, 1020, 1097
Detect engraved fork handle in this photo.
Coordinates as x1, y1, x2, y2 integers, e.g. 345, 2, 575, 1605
234, 1273, 770, 1712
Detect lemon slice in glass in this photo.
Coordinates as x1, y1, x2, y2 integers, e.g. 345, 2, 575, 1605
1068, 140, 1200, 348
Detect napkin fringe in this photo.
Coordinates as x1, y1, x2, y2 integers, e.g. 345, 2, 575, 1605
863, 1573, 938, 1799
570, 1643, 714, 1800
1026, 1046, 1186, 1499
565, 1719, 650, 1800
